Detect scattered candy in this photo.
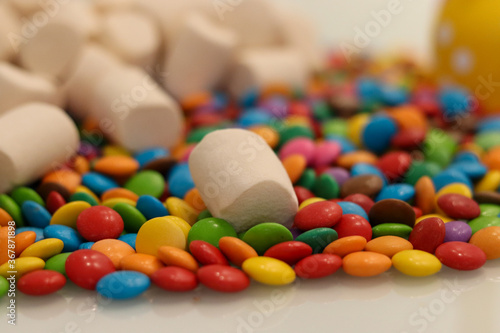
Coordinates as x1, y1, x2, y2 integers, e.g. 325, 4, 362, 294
96, 271, 150, 300
17, 270, 66, 296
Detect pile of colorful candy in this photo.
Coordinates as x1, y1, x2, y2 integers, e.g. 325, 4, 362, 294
1, 55, 500, 300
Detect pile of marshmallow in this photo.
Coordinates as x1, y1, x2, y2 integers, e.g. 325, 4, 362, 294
0, 0, 322, 193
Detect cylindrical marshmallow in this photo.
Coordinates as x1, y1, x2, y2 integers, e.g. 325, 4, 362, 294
87, 66, 184, 151
0, 103, 79, 193
0, 2, 20, 61
164, 13, 237, 99
57, 1, 101, 39
99, 10, 161, 69
189, 129, 298, 233
0, 63, 62, 115
228, 48, 308, 98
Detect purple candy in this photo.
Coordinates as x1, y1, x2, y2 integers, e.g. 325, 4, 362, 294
444, 221, 472, 242
324, 167, 350, 186
259, 96, 289, 118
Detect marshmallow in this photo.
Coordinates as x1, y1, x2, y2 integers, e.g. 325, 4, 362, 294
99, 10, 161, 69
164, 13, 237, 99
57, 1, 101, 39
228, 48, 308, 98
188, 129, 298, 233
8, 0, 43, 16
0, 63, 62, 115
0, 2, 20, 61
0, 103, 79, 193
87, 66, 184, 151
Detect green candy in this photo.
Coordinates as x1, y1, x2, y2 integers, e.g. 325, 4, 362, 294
197, 209, 212, 221
322, 119, 348, 137
238, 231, 247, 239
312, 174, 339, 199
113, 203, 147, 233
372, 223, 413, 239
278, 125, 314, 147
125, 170, 165, 198
0, 276, 8, 297
0, 194, 24, 227
10, 187, 45, 207
296, 169, 316, 190
479, 204, 500, 217
295, 228, 338, 254
242, 223, 293, 255
468, 216, 500, 235
474, 132, 500, 151
423, 129, 457, 168
186, 125, 226, 143
404, 160, 442, 186
70, 192, 99, 206
187, 217, 237, 248
45, 253, 72, 276
312, 101, 331, 121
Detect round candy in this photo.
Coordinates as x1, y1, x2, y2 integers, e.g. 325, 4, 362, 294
113, 203, 147, 233
151, 266, 198, 292
444, 221, 472, 243
136, 195, 168, 220
375, 184, 415, 202
124, 170, 165, 198
76, 206, 124, 241
46, 191, 66, 214
312, 173, 339, 199
279, 137, 315, 164
392, 250, 442, 277
93, 156, 139, 177
187, 217, 237, 248
135, 217, 186, 256
16, 227, 44, 242
0, 276, 8, 297
69, 192, 99, 206
17, 270, 66, 296
371, 223, 413, 239
65, 250, 115, 290
189, 240, 228, 266
362, 115, 398, 154
0, 194, 24, 227
343, 193, 374, 214
10, 187, 45, 207
368, 199, 416, 227
295, 228, 338, 254
376, 151, 412, 181
45, 253, 72, 276
43, 225, 83, 252
437, 194, 480, 220
242, 257, 295, 286
469, 226, 500, 260
168, 163, 195, 198
165, 197, 198, 226
468, 216, 500, 235
350, 163, 387, 186
134, 147, 169, 168
314, 141, 341, 167
197, 265, 250, 292
21, 201, 51, 228
342, 252, 392, 277
241, 223, 293, 255
408, 217, 446, 253
91, 239, 135, 269
0, 257, 45, 279
435, 242, 487, 271
118, 233, 137, 250
293, 201, 342, 231
323, 236, 367, 258
365, 236, 413, 258
14, 231, 37, 257
333, 214, 372, 241
157, 246, 199, 272
81, 172, 119, 195
264, 241, 312, 266
341, 175, 384, 199
294, 253, 342, 279
20, 238, 64, 261
120, 253, 164, 276
96, 271, 150, 300
50, 201, 92, 229
337, 201, 368, 220
218, 237, 258, 267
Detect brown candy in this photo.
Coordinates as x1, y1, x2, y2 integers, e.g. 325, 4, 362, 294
473, 191, 500, 206
340, 175, 383, 198
368, 199, 416, 227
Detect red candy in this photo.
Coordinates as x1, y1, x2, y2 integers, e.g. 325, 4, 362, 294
76, 206, 124, 241
294, 254, 342, 279
390, 128, 426, 150
151, 266, 198, 292
376, 151, 412, 181
65, 249, 116, 290
333, 214, 372, 241
294, 186, 315, 204
46, 191, 66, 214
343, 194, 374, 214
294, 201, 342, 231
435, 242, 487, 271
189, 240, 229, 266
264, 241, 313, 265
437, 194, 481, 220
409, 217, 446, 253
17, 270, 66, 296
197, 265, 250, 292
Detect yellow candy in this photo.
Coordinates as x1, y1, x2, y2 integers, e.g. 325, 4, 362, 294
298, 197, 325, 210
392, 250, 442, 277
102, 145, 131, 157
475, 171, 500, 192
434, 183, 472, 214
242, 257, 295, 286
162, 216, 191, 239
0, 257, 45, 279
284, 116, 311, 127
416, 214, 453, 224
101, 198, 137, 208
50, 201, 91, 228
165, 197, 198, 226
74, 185, 100, 204
347, 113, 369, 147
20, 238, 64, 261
136, 217, 186, 256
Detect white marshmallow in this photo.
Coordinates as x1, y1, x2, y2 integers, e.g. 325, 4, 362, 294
164, 13, 237, 99
228, 48, 308, 98
8, 0, 43, 16
0, 63, 62, 115
57, 1, 101, 39
0, 2, 20, 61
99, 10, 161, 69
87, 66, 184, 151
0, 103, 79, 193
189, 129, 298, 233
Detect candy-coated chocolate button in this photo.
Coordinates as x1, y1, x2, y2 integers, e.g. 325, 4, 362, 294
323, 236, 367, 258
151, 266, 198, 292
113, 203, 147, 233
120, 253, 164, 276
371, 223, 413, 239
14, 231, 37, 257
17, 270, 66, 296
241, 223, 293, 255
187, 217, 237, 248
295, 253, 342, 279
45, 253, 72, 276
96, 271, 150, 299
65, 250, 115, 290
218, 237, 258, 267
264, 241, 312, 266
295, 228, 338, 254
50, 201, 92, 229
91, 239, 135, 269
135, 217, 186, 255
469, 226, 500, 260
0, 257, 45, 279
242, 257, 295, 286
409, 217, 446, 253
125, 170, 165, 198
76, 206, 124, 241
197, 265, 250, 292
342, 252, 392, 277
392, 250, 442, 277
435, 242, 486, 271
294, 201, 342, 231
20, 238, 64, 261
437, 194, 480, 220
189, 240, 228, 266
468, 216, 500, 235
0, 276, 8, 297
365, 236, 413, 258
157, 246, 199, 272
165, 197, 198, 226
333, 214, 372, 241
93, 156, 139, 177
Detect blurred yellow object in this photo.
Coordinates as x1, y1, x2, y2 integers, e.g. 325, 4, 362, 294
433, 0, 500, 113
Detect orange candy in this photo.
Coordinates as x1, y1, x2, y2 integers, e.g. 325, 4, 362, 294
323, 236, 367, 258
282, 154, 307, 184
101, 188, 139, 202
389, 105, 428, 131
120, 253, 164, 276
72, 155, 90, 174
93, 156, 140, 177
469, 226, 500, 260
414, 176, 435, 215
183, 188, 206, 213
180, 92, 212, 111
337, 151, 378, 169
218, 236, 258, 267
249, 126, 280, 149
365, 236, 413, 258
91, 239, 135, 269
14, 231, 37, 257
342, 251, 392, 277
483, 147, 500, 171
157, 246, 199, 272
0, 208, 13, 227
0, 227, 9, 265
43, 169, 82, 193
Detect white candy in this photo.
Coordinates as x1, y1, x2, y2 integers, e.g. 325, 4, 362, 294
0, 103, 79, 193
99, 10, 161, 69
189, 129, 298, 233
0, 63, 62, 115
228, 48, 308, 98
0, 2, 20, 61
164, 13, 237, 99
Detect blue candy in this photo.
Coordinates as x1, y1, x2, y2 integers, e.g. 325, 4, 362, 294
439, 88, 472, 120
79, 242, 95, 250
337, 201, 369, 220
477, 116, 500, 133
351, 163, 388, 186
118, 233, 137, 250
134, 147, 169, 168
168, 163, 195, 198
96, 271, 150, 300
362, 115, 398, 154
326, 135, 357, 154
136, 195, 168, 220
238, 108, 273, 128
452, 151, 479, 164
432, 169, 473, 191
15, 227, 44, 241
447, 162, 487, 179
21, 201, 51, 228
43, 225, 83, 252
380, 85, 409, 106
356, 78, 381, 104
82, 172, 118, 195
376, 184, 415, 202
